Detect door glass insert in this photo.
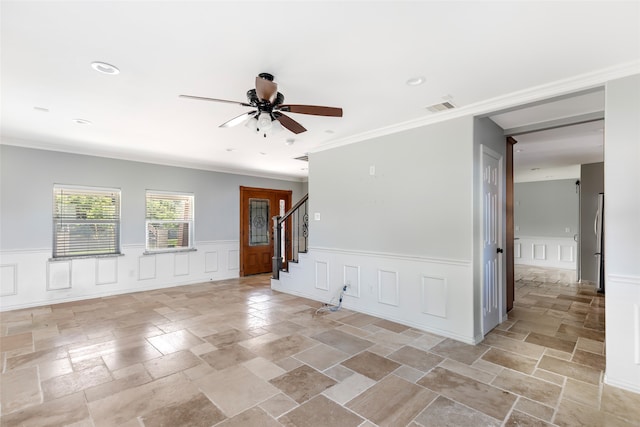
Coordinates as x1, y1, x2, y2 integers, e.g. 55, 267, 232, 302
249, 198, 269, 246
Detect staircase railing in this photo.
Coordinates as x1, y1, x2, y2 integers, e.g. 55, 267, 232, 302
272, 193, 309, 279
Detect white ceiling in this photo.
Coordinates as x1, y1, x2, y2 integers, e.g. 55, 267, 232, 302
489, 90, 606, 182
1, 1, 639, 181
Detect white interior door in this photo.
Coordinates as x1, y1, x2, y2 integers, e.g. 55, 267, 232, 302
482, 146, 503, 335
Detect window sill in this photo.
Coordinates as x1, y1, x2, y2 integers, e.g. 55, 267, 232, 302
142, 248, 197, 256
49, 253, 124, 262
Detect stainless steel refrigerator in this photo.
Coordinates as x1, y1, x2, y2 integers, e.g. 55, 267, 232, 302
595, 193, 605, 293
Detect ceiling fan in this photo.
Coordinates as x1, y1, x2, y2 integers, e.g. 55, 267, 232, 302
180, 73, 343, 136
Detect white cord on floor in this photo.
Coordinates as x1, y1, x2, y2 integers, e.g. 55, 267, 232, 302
315, 284, 348, 314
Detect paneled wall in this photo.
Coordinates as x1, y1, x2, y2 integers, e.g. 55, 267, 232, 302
274, 248, 476, 343
294, 117, 481, 344
514, 236, 577, 270
1, 241, 238, 310
0, 145, 304, 311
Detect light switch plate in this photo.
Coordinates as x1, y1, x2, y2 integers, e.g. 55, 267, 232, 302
314, 213, 321, 221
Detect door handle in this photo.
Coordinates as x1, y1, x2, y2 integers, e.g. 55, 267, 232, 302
497, 248, 504, 254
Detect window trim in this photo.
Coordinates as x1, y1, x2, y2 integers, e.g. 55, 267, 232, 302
52, 184, 122, 259
144, 190, 195, 254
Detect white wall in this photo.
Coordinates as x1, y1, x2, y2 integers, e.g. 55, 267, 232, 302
274, 117, 482, 343
0, 145, 304, 311
604, 74, 640, 393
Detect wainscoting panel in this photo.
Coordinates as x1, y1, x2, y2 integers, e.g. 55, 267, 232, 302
378, 270, 399, 306
343, 265, 360, 298
514, 236, 577, 270
228, 250, 239, 270
174, 253, 190, 277
1, 240, 241, 312
635, 303, 640, 366
533, 244, 546, 260
47, 260, 72, 290
604, 274, 640, 394
272, 247, 475, 343
0, 264, 17, 296
96, 258, 118, 285
315, 260, 329, 291
71, 258, 96, 289
421, 275, 447, 318
139, 255, 157, 280
205, 251, 218, 273
559, 245, 574, 263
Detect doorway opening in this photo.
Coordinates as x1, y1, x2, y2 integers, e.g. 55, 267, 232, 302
486, 88, 605, 311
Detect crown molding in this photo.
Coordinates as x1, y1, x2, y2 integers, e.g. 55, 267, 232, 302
313, 60, 640, 154
0, 136, 307, 183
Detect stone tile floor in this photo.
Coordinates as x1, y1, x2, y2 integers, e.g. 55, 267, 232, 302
1, 266, 639, 426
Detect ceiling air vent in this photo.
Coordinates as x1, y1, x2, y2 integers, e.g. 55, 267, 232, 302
294, 155, 309, 162
426, 101, 456, 113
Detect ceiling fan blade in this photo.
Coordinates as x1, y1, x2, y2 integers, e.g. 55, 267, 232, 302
277, 104, 343, 117
273, 112, 307, 134
179, 94, 251, 107
255, 76, 278, 103
220, 111, 258, 128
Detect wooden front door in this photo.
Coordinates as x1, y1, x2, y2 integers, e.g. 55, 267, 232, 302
239, 186, 292, 276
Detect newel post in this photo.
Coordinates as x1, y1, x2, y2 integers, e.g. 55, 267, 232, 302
272, 215, 282, 279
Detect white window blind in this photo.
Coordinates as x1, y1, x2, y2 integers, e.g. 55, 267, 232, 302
53, 186, 121, 258
146, 191, 194, 251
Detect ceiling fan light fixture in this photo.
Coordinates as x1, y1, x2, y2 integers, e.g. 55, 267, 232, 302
271, 119, 283, 134
245, 116, 259, 132
257, 113, 273, 131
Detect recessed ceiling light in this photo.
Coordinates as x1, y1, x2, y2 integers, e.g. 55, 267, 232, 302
406, 76, 426, 86
285, 138, 295, 145
73, 118, 92, 125
91, 61, 120, 75
531, 167, 540, 171
34, 106, 49, 112
259, 152, 267, 155
324, 129, 335, 134
226, 148, 235, 152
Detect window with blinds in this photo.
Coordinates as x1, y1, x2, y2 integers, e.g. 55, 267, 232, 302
53, 186, 121, 258
146, 191, 194, 251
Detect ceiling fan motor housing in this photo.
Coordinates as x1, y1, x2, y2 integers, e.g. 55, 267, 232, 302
247, 89, 284, 109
